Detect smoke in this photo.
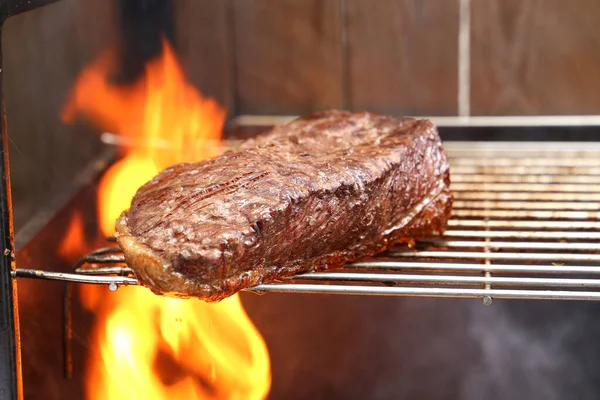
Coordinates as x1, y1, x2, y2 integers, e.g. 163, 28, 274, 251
462, 301, 597, 400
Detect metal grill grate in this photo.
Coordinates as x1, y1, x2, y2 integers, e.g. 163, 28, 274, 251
13, 141, 600, 303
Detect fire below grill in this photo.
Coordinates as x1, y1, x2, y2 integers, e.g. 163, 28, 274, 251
13, 141, 600, 303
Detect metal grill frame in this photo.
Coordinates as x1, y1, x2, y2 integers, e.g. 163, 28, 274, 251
13, 141, 600, 304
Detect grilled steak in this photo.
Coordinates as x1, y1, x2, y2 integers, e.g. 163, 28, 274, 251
116, 110, 453, 301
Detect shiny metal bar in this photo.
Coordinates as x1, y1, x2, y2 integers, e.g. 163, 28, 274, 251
451, 209, 600, 219
14, 261, 600, 285
12, 269, 137, 286
449, 158, 600, 167
441, 230, 600, 240
452, 201, 600, 211
415, 239, 600, 251
348, 260, 600, 275
232, 115, 600, 128
455, 192, 600, 201
295, 272, 600, 287
453, 175, 600, 184
75, 266, 132, 275
247, 284, 600, 301
451, 166, 600, 175
453, 183, 600, 192
390, 250, 600, 262
448, 219, 600, 229
442, 141, 600, 151
448, 152, 600, 159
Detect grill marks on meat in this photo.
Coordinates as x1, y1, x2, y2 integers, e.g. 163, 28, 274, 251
116, 110, 453, 301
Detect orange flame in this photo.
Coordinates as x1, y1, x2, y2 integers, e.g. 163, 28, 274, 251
62, 39, 271, 400
57, 211, 86, 262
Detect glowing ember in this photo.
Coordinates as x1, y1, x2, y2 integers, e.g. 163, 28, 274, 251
62, 39, 271, 400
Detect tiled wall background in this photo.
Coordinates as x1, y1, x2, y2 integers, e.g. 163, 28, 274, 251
3, 0, 113, 229
4, 0, 600, 231
470, 0, 600, 116
177, 0, 600, 117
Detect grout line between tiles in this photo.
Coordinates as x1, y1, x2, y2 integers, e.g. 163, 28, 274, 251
458, 0, 471, 117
